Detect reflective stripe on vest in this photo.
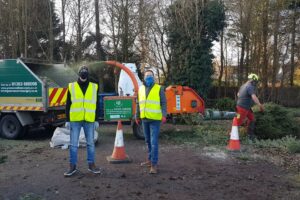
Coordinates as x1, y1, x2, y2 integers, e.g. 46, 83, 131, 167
69, 82, 98, 122
138, 84, 162, 120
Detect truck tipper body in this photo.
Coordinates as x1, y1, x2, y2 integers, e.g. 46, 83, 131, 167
0, 59, 77, 139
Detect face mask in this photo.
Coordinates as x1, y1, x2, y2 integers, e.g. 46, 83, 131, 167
79, 72, 88, 80
145, 76, 154, 87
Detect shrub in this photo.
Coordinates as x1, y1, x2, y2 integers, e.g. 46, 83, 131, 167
253, 136, 300, 154
287, 141, 300, 154
214, 97, 235, 111
254, 103, 300, 139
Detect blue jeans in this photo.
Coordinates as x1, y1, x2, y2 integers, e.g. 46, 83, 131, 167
70, 122, 95, 165
142, 120, 161, 165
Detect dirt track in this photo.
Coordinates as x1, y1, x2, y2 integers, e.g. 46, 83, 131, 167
1, 124, 300, 200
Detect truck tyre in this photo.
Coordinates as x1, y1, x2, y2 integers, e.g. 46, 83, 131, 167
0, 115, 25, 139
44, 125, 56, 135
132, 122, 144, 140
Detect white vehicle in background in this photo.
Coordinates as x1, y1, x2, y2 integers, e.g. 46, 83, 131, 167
118, 63, 143, 96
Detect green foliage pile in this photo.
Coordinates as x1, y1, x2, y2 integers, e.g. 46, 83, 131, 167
214, 97, 236, 111
254, 103, 300, 139
286, 107, 300, 117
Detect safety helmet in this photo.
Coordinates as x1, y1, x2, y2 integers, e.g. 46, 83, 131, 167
248, 73, 259, 81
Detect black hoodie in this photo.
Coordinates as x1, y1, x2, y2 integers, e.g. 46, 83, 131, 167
65, 78, 99, 122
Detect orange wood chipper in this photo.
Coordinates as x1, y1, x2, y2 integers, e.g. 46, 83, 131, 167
165, 85, 205, 115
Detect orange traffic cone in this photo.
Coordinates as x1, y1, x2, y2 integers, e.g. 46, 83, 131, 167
227, 117, 241, 151
107, 121, 132, 163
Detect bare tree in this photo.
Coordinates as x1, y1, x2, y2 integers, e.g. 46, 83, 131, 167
148, 0, 172, 82
67, 0, 94, 61
104, 0, 139, 62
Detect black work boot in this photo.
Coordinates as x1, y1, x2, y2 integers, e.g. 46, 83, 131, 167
247, 121, 256, 141
88, 163, 101, 174
64, 164, 77, 177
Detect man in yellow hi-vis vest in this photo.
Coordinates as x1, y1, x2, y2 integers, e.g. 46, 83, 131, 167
64, 66, 101, 177
135, 70, 167, 174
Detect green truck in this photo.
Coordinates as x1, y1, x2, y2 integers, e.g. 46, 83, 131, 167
0, 59, 77, 139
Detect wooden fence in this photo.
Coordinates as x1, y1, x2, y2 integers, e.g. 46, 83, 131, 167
209, 86, 300, 107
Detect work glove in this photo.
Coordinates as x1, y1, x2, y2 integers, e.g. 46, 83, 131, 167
259, 104, 264, 112
162, 116, 167, 124
135, 118, 141, 125
65, 122, 70, 130
94, 121, 99, 130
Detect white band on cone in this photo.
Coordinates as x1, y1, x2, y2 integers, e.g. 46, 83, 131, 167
114, 130, 124, 147
230, 126, 239, 140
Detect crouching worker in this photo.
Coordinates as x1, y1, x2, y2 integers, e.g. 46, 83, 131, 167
135, 70, 167, 174
236, 73, 264, 140
64, 66, 101, 177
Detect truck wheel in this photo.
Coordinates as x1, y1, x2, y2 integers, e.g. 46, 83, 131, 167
0, 115, 25, 139
44, 125, 56, 135
132, 122, 144, 140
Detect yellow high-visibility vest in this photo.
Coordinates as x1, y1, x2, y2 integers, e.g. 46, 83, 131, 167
68, 82, 98, 122
138, 84, 162, 120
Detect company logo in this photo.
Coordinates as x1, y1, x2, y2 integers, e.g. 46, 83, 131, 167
114, 100, 123, 107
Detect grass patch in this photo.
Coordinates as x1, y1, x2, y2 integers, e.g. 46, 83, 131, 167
161, 120, 231, 146
0, 138, 47, 153
162, 130, 196, 144
290, 174, 300, 187
164, 127, 300, 154
235, 153, 251, 161
253, 136, 300, 154
0, 155, 8, 164
19, 193, 44, 200
161, 118, 300, 155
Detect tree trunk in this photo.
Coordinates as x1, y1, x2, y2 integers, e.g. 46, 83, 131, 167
218, 29, 224, 98
262, 0, 269, 100
62, 0, 66, 64
256, 33, 262, 75
239, 34, 246, 86
139, 0, 147, 63
9, 0, 17, 58
224, 37, 228, 96
95, 0, 101, 60
48, 0, 53, 63
272, 2, 280, 100
76, 0, 82, 61
280, 40, 289, 88
122, 0, 129, 62
245, 36, 250, 77
290, 2, 296, 87
24, 0, 28, 58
